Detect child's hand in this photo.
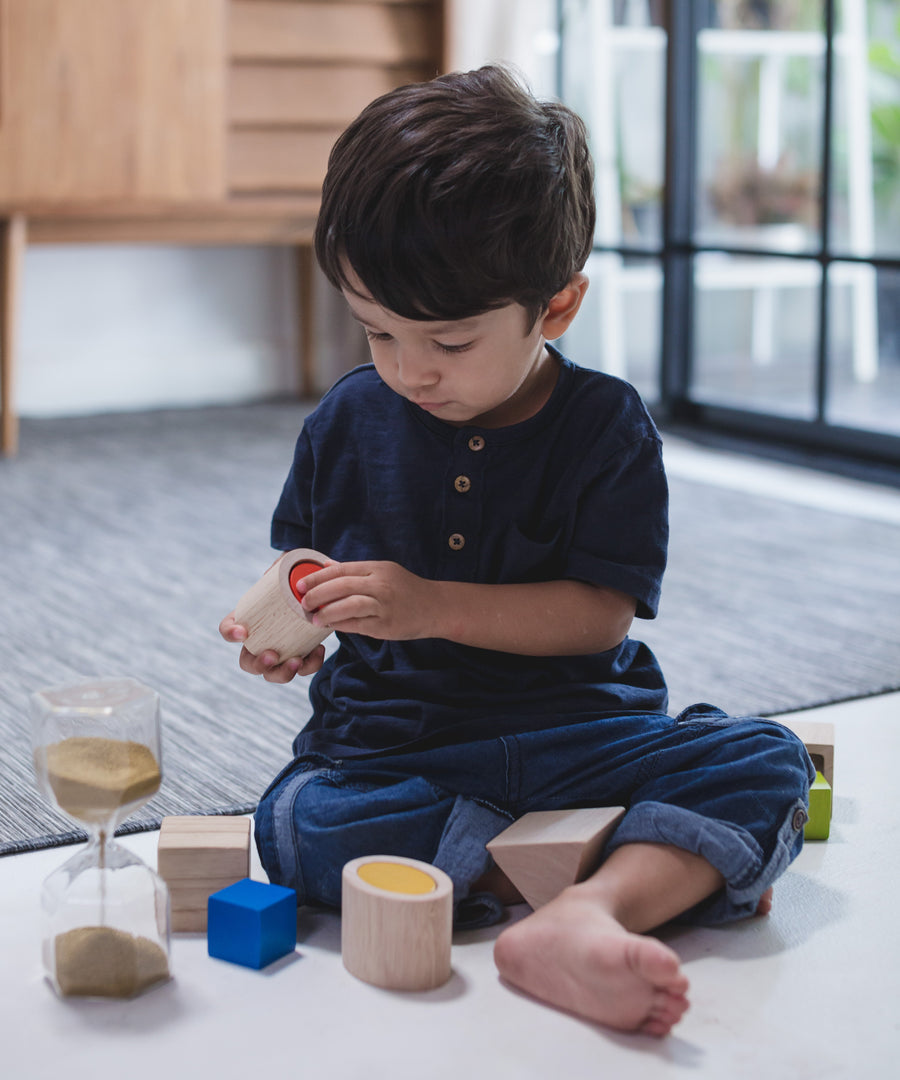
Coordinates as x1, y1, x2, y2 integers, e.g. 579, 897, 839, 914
295, 561, 439, 642
218, 612, 326, 683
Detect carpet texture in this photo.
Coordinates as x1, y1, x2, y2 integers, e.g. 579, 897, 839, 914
2, 402, 898, 854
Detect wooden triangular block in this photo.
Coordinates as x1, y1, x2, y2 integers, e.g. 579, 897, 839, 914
486, 807, 626, 910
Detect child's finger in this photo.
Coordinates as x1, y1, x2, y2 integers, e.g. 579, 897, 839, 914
219, 613, 247, 642
262, 657, 302, 684
301, 568, 380, 613
295, 645, 326, 675
292, 560, 343, 597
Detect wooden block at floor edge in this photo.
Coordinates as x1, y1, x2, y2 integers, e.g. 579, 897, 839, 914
486, 807, 626, 911
170, 907, 208, 934
805, 771, 832, 841
157, 815, 251, 878
341, 855, 453, 992
779, 720, 835, 788
157, 815, 252, 932
169, 882, 247, 932
207, 879, 297, 969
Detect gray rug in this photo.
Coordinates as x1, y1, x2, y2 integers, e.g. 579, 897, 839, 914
2, 402, 899, 855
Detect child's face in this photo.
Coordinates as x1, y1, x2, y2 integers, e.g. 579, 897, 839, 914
342, 274, 555, 429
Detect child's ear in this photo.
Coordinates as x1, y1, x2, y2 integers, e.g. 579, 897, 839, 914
540, 273, 589, 340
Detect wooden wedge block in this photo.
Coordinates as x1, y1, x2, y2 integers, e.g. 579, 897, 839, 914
486, 807, 626, 911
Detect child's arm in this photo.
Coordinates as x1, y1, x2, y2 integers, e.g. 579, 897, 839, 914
295, 561, 636, 656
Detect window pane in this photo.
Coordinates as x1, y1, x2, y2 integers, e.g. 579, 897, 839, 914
831, 0, 900, 257
826, 263, 900, 433
691, 252, 820, 419
561, 0, 666, 249
696, 2, 824, 253
562, 252, 662, 405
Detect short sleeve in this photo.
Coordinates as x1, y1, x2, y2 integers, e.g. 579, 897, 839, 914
270, 425, 315, 552
565, 435, 668, 619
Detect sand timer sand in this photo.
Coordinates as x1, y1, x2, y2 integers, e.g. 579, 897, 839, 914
31, 677, 171, 999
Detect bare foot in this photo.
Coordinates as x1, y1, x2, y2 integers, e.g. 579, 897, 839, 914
756, 887, 774, 916
494, 887, 690, 1037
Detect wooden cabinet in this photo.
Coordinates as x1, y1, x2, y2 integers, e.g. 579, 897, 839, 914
0, 0, 448, 454
0, 0, 226, 202
227, 0, 442, 194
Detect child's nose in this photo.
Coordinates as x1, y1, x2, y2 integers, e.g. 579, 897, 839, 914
396, 350, 439, 389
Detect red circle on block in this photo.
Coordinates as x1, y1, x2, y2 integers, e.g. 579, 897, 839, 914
289, 560, 324, 602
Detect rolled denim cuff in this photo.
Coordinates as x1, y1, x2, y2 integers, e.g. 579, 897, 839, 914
254, 764, 332, 901
431, 795, 513, 929
603, 798, 809, 925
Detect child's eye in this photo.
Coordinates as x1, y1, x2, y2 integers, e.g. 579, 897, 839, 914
435, 341, 474, 355
365, 330, 393, 343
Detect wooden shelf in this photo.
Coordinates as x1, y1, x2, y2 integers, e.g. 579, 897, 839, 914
0, 0, 449, 455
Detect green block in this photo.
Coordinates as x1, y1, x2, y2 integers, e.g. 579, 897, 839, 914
805, 771, 832, 841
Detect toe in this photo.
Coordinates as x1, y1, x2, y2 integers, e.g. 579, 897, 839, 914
641, 991, 690, 1037
756, 887, 774, 916
641, 1016, 674, 1038
627, 937, 687, 992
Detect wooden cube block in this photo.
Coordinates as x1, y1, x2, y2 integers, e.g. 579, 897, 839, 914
207, 879, 297, 969
157, 815, 251, 932
486, 807, 626, 911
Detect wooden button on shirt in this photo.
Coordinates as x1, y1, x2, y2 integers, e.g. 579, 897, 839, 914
448, 533, 466, 550
454, 476, 472, 493
468, 435, 485, 452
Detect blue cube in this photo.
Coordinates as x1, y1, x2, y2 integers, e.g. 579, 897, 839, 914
207, 878, 297, 969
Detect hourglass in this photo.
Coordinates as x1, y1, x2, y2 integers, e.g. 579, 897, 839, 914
31, 677, 171, 999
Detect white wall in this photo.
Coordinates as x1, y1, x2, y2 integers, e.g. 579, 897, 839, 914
19, 245, 299, 417
17, 1, 560, 418
448, 0, 558, 96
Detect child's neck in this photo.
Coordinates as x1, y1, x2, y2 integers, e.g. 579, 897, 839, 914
463, 345, 560, 430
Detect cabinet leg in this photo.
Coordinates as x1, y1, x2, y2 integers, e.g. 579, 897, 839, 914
1, 214, 26, 457
296, 243, 317, 399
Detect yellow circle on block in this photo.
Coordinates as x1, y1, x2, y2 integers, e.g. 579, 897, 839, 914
357, 861, 437, 895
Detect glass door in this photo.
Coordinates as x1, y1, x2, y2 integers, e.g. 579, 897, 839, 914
559, 0, 900, 465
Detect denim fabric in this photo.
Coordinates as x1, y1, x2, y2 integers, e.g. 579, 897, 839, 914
254, 705, 814, 929
253, 753, 512, 928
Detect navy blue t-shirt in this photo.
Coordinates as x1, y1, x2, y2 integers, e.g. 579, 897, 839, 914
271, 346, 669, 757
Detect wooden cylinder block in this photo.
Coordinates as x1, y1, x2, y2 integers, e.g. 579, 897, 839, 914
341, 855, 453, 992
232, 548, 332, 662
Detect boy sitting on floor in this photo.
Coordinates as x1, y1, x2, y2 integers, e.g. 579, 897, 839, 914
220, 65, 813, 1037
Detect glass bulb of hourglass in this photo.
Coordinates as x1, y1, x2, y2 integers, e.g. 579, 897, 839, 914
30, 678, 171, 999
32, 677, 162, 832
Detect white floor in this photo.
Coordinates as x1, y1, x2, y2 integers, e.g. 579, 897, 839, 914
3, 691, 898, 1079
3, 439, 900, 1079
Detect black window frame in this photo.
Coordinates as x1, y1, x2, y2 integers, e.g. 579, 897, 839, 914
558, 0, 900, 471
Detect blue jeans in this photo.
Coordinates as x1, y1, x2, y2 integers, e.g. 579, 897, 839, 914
254, 704, 814, 928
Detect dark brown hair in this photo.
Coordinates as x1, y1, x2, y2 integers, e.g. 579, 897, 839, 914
314, 65, 596, 328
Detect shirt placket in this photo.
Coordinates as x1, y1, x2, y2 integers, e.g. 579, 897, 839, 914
438, 430, 488, 579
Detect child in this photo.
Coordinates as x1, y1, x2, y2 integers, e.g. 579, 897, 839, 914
220, 65, 813, 1037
